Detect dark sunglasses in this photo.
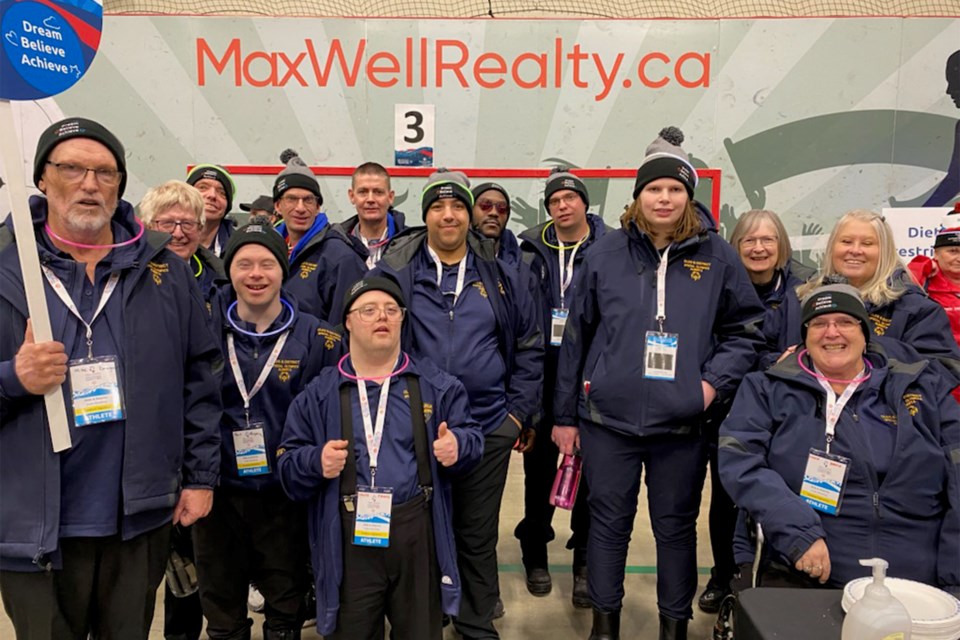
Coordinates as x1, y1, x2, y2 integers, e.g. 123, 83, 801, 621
476, 199, 509, 215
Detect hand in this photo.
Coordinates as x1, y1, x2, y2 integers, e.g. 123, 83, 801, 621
552, 425, 579, 456
14, 319, 68, 395
321, 439, 349, 479
433, 422, 459, 467
795, 538, 831, 584
514, 427, 536, 453
701, 381, 717, 411
173, 488, 213, 526
777, 345, 798, 364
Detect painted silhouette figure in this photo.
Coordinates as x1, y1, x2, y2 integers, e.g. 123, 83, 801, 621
923, 49, 960, 207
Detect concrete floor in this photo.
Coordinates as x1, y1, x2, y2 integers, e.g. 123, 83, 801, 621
1, 452, 722, 639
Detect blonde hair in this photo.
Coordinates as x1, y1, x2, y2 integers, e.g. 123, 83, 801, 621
620, 198, 702, 243
139, 180, 205, 228
729, 209, 792, 270
797, 209, 906, 306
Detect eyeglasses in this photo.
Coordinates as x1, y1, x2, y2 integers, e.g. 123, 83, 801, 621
547, 192, 580, 209
349, 304, 405, 323
154, 219, 200, 234
805, 318, 861, 332
477, 199, 509, 215
280, 194, 319, 208
740, 236, 778, 248
46, 161, 123, 187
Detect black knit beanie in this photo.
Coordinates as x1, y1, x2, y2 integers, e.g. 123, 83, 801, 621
543, 167, 589, 210
273, 149, 322, 204
34, 117, 128, 196
800, 277, 871, 344
421, 169, 473, 220
223, 215, 290, 280
632, 126, 698, 199
187, 164, 236, 214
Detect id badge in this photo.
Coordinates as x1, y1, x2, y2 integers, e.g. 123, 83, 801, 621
799, 448, 851, 516
353, 485, 393, 548
644, 332, 679, 380
550, 308, 569, 347
68, 356, 125, 426
233, 424, 270, 476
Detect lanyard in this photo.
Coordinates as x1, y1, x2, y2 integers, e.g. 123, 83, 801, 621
357, 376, 391, 486
427, 245, 467, 306
41, 265, 120, 359
358, 227, 389, 268
227, 331, 289, 427
655, 244, 672, 332
558, 235, 586, 309
814, 367, 865, 454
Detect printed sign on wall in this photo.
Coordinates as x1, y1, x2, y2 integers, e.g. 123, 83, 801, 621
394, 103, 434, 167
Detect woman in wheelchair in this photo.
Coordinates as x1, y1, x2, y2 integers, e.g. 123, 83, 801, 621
718, 280, 960, 593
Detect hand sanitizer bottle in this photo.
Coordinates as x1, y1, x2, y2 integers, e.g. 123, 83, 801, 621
841, 558, 912, 640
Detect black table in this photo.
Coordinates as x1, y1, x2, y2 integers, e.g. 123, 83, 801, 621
734, 588, 844, 640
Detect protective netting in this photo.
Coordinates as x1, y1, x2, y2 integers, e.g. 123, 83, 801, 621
105, 0, 960, 18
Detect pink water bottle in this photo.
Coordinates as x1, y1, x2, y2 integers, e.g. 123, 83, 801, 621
549, 454, 582, 510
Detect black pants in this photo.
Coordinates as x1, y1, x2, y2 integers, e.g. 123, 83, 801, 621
0, 524, 171, 640
329, 493, 441, 640
192, 487, 307, 640
580, 422, 708, 620
164, 525, 203, 640
707, 441, 738, 587
515, 425, 590, 565
452, 416, 517, 640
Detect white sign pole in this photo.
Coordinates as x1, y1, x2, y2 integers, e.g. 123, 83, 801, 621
0, 100, 72, 453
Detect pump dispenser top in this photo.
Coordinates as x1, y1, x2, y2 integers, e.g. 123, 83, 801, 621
841, 558, 912, 640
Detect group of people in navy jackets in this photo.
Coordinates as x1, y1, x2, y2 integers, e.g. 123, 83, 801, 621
1, 118, 957, 640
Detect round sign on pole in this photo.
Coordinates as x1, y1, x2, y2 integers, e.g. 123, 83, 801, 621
0, 0, 103, 100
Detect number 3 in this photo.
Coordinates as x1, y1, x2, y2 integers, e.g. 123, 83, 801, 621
403, 110, 424, 143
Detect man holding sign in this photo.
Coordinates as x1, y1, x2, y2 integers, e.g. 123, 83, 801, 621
0, 118, 222, 639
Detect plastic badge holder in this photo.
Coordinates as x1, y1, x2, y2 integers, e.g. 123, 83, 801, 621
550, 454, 582, 510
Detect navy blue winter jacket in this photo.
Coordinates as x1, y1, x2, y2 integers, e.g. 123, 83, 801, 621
755, 260, 814, 369
553, 217, 765, 435
0, 198, 222, 571
371, 227, 544, 430
210, 285, 343, 491
520, 214, 611, 424
719, 342, 960, 590
277, 356, 483, 635
280, 216, 367, 324
194, 244, 226, 302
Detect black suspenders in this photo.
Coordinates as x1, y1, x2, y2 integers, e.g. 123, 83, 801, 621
338, 374, 434, 511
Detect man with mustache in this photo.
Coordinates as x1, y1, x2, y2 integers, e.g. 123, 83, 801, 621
0, 117, 221, 640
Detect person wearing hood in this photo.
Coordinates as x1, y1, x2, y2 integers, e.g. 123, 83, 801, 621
553, 127, 765, 640
719, 281, 960, 592
796, 210, 960, 396
337, 162, 407, 269
272, 149, 367, 324
139, 179, 226, 301
193, 217, 343, 640
370, 169, 544, 640
187, 163, 237, 257
0, 117, 222, 639
514, 169, 611, 608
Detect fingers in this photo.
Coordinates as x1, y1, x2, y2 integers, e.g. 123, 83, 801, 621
24, 318, 35, 345
437, 422, 449, 439
330, 439, 349, 449
322, 440, 350, 479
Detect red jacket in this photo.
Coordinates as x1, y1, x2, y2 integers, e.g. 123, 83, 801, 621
909, 255, 960, 402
